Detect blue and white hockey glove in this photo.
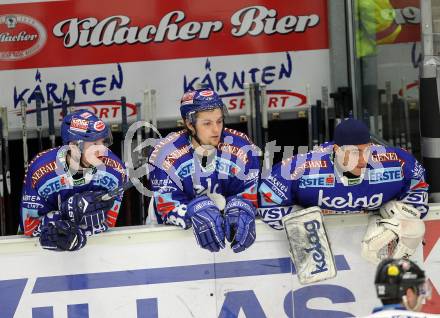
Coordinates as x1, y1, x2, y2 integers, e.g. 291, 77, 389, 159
81, 210, 108, 233
60, 191, 114, 224
187, 195, 225, 252
39, 220, 87, 251
224, 197, 256, 253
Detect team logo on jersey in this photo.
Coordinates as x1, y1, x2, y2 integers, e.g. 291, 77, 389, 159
258, 205, 297, 230
291, 160, 328, 179
0, 14, 47, 61
176, 160, 194, 179
92, 173, 118, 190
318, 190, 383, 210
163, 145, 191, 170
31, 161, 57, 188
259, 183, 284, 206
265, 175, 288, 199
412, 161, 425, 179
371, 152, 399, 163
100, 156, 126, 177
299, 174, 335, 188
368, 167, 403, 184
410, 179, 429, 191
38, 176, 70, 198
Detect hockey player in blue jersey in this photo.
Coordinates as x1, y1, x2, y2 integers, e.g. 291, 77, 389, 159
20, 110, 127, 251
360, 258, 433, 317
259, 119, 428, 267
148, 88, 259, 253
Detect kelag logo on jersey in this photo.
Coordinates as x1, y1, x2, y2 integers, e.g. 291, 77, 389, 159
368, 167, 403, 184
299, 174, 335, 189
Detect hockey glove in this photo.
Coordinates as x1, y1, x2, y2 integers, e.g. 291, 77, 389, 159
224, 197, 256, 253
187, 195, 225, 252
361, 201, 425, 264
80, 210, 108, 234
60, 191, 115, 224
39, 220, 87, 251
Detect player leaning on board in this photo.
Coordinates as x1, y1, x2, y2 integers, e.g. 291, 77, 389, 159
19, 110, 127, 251
147, 88, 260, 253
258, 118, 428, 282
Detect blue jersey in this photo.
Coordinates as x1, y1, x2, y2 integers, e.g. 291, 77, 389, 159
20, 146, 127, 236
363, 304, 436, 317
148, 128, 260, 229
259, 144, 429, 229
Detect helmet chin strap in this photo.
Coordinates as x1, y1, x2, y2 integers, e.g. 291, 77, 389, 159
402, 294, 424, 312
188, 116, 225, 147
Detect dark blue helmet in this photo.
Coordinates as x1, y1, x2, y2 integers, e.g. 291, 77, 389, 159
61, 110, 111, 145
180, 88, 226, 123
375, 258, 427, 302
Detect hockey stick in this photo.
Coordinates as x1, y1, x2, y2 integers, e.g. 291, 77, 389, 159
1, 107, 10, 194
136, 102, 146, 224
321, 86, 330, 141
35, 88, 43, 152
47, 100, 56, 148
21, 100, 29, 171
96, 180, 134, 201
121, 96, 128, 160
0, 115, 5, 235
120, 96, 133, 225
61, 99, 68, 118
47, 100, 56, 147
67, 84, 75, 113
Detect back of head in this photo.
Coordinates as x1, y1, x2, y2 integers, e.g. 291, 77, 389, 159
334, 118, 370, 146
61, 110, 111, 145
375, 258, 427, 308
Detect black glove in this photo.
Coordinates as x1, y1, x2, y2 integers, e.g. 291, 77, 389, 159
60, 191, 115, 224
39, 220, 87, 251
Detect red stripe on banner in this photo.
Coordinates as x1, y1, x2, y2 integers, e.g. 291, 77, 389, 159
422, 220, 440, 313
0, 0, 328, 70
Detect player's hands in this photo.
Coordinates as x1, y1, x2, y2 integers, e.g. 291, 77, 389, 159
39, 220, 87, 251
80, 210, 108, 234
60, 191, 115, 224
187, 195, 225, 252
224, 197, 256, 253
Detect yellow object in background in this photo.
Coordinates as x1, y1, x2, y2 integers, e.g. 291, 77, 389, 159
356, 0, 402, 57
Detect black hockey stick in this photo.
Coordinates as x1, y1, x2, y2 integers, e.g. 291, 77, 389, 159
121, 96, 128, 159
96, 180, 134, 201
1, 107, 10, 195
47, 100, 56, 148
61, 99, 68, 118
21, 100, 29, 171
0, 116, 5, 235
35, 88, 43, 152
67, 84, 75, 113
136, 102, 146, 224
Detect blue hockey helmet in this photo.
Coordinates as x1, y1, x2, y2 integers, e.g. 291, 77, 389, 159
180, 88, 226, 123
61, 110, 112, 145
